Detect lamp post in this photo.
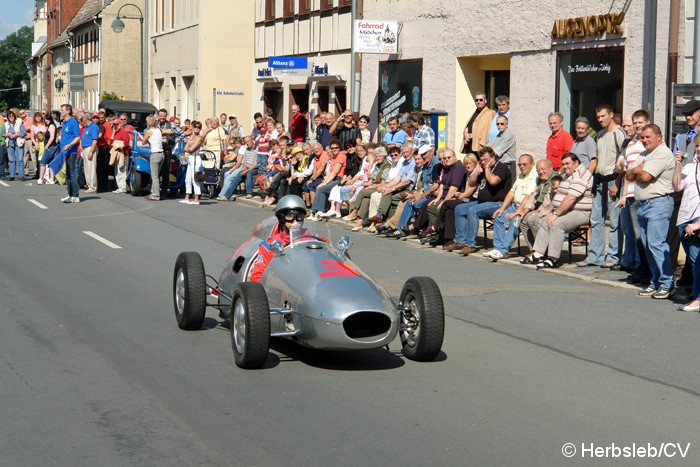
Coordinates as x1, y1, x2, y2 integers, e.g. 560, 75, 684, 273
111, 3, 145, 101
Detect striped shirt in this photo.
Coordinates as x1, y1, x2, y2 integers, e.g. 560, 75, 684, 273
623, 139, 645, 198
552, 164, 593, 211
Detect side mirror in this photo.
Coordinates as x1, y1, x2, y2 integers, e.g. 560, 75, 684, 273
270, 240, 285, 255
337, 235, 352, 253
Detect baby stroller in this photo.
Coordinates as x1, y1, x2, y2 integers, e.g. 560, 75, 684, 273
198, 149, 220, 198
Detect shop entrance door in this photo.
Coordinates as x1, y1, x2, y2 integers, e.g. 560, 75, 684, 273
263, 87, 283, 122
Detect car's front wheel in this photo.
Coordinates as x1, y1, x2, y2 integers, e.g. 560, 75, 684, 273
130, 167, 143, 196
173, 252, 206, 330
230, 282, 270, 369
399, 277, 445, 361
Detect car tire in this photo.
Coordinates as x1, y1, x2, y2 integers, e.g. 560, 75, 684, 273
130, 167, 143, 196
230, 282, 270, 369
173, 252, 207, 330
399, 276, 445, 362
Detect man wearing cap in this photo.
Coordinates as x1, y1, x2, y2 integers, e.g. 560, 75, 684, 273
289, 104, 307, 143
490, 114, 517, 181
227, 114, 245, 138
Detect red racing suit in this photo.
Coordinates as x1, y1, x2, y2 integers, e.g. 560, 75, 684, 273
249, 223, 290, 282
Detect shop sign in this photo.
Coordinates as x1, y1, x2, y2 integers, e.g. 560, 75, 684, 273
354, 20, 398, 54
268, 56, 308, 69
552, 13, 624, 39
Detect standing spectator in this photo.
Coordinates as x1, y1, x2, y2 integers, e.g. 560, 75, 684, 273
410, 113, 435, 157
227, 114, 245, 138
219, 113, 229, 134
95, 111, 111, 192
110, 114, 131, 194
205, 118, 226, 161
0, 118, 4, 180
181, 120, 205, 205
2, 109, 27, 181
330, 110, 360, 148
483, 154, 537, 260
490, 115, 517, 180
59, 104, 81, 203
671, 100, 700, 287
37, 112, 58, 184
29, 112, 46, 179
461, 92, 495, 156
673, 134, 700, 311
626, 124, 677, 299
20, 109, 35, 177
578, 103, 626, 268
357, 115, 371, 144
615, 113, 641, 272
488, 95, 510, 144
382, 116, 407, 150
79, 113, 100, 193
546, 112, 574, 171
571, 116, 597, 169
527, 153, 593, 268
142, 115, 165, 201
317, 112, 334, 148
156, 109, 184, 197
251, 112, 265, 138
445, 146, 512, 255
289, 104, 307, 143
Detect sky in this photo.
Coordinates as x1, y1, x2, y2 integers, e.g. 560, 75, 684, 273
0, 0, 34, 40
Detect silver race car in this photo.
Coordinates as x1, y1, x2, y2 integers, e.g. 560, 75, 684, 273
172, 218, 445, 369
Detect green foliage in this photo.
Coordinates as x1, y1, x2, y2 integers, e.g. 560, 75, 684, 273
0, 26, 32, 110
101, 90, 125, 101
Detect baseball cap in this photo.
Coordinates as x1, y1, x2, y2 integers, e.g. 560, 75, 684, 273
229, 115, 237, 119
418, 145, 431, 155
169, 116, 175, 122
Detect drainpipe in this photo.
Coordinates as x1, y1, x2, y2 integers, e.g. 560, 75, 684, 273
349, 0, 357, 112
94, 16, 101, 108
694, 0, 700, 82
643, 0, 658, 121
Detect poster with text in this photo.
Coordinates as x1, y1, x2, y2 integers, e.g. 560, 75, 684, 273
355, 20, 398, 54
378, 60, 423, 125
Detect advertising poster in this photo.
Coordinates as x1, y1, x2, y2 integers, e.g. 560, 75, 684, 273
378, 59, 422, 125
354, 20, 398, 54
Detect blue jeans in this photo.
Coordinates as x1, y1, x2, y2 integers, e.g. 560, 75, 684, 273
619, 199, 640, 268
587, 180, 621, 264
227, 168, 258, 196
454, 200, 501, 247
65, 153, 80, 197
7, 144, 23, 178
219, 167, 243, 198
679, 218, 700, 301
493, 204, 519, 254
311, 179, 340, 212
628, 198, 650, 278
397, 197, 428, 229
636, 195, 674, 289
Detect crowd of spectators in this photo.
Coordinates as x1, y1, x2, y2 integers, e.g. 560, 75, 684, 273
4, 96, 700, 310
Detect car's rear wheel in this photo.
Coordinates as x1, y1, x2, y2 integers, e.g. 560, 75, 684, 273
399, 277, 444, 361
173, 252, 206, 330
130, 167, 143, 196
230, 282, 270, 369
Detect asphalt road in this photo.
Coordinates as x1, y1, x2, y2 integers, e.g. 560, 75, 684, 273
2, 181, 700, 466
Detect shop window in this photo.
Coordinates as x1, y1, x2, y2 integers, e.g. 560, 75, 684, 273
483, 70, 510, 108
265, 0, 275, 21
556, 47, 624, 133
299, 0, 311, 15
377, 59, 423, 125
283, 0, 294, 17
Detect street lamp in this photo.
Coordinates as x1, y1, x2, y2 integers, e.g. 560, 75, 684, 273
111, 3, 145, 101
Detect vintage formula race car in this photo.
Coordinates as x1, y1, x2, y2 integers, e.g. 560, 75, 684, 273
172, 219, 445, 369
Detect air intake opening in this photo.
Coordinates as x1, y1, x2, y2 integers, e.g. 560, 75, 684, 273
343, 312, 391, 339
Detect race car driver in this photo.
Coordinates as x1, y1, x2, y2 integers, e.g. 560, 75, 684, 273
249, 195, 307, 282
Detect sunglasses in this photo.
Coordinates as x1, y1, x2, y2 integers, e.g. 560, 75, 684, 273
282, 211, 306, 222
330, 146, 340, 150
475, 98, 485, 102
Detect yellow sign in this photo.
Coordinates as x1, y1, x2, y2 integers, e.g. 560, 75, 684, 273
437, 115, 446, 149
552, 13, 624, 39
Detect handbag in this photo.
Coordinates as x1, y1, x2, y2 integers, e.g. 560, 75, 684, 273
194, 171, 205, 182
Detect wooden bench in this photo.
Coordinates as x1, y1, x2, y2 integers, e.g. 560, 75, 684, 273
566, 224, 590, 262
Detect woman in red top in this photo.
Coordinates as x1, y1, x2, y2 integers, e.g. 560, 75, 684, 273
110, 114, 132, 193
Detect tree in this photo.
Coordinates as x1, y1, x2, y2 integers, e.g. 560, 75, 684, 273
0, 26, 33, 110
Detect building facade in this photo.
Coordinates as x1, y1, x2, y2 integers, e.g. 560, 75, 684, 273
359, 0, 682, 156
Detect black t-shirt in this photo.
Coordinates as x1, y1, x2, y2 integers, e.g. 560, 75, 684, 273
476, 161, 512, 202
334, 125, 360, 148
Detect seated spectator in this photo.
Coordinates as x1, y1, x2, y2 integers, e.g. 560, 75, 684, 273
444, 146, 513, 255
301, 141, 329, 208
482, 154, 537, 260
365, 143, 417, 225
524, 153, 593, 268
289, 142, 313, 197
217, 135, 258, 200
321, 142, 368, 218
307, 138, 347, 219
518, 159, 558, 254
344, 147, 391, 228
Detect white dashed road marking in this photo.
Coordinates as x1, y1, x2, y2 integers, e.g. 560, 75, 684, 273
82, 231, 122, 249
27, 199, 49, 210
0, 180, 9, 187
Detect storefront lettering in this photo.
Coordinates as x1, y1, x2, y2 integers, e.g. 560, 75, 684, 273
567, 63, 612, 74
380, 90, 407, 120
552, 13, 624, 39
